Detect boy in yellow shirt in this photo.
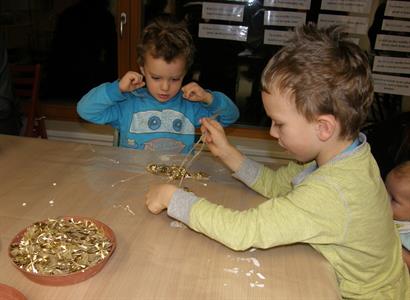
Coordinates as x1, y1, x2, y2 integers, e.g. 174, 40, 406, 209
145, 24, 410, 299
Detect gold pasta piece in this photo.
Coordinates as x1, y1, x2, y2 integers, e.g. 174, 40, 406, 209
146, 163, 209, 181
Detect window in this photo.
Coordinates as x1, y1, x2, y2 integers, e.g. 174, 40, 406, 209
3, 0, 401, 134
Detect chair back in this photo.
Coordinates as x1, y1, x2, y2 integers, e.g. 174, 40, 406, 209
10, 63, 47, 138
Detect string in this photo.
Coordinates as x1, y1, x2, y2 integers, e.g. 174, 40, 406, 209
177, 134, 206, 187
173, 112, 220, 187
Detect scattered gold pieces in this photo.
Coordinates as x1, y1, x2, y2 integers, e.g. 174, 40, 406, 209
146, 163, 209, 181
9, 218, 113, 275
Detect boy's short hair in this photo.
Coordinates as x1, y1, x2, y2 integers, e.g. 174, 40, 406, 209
261, 23, 374, 139
136, 15, 195, 71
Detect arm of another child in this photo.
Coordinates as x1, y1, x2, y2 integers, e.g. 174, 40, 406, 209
145, 117, 244, 215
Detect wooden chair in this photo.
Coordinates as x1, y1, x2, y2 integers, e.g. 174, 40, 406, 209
10, 63, 47, 138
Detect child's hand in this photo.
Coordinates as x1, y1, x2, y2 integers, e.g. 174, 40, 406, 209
182, 82, 213, 104
145, 183, 178, 214
200, 118, 244, 172
200, 118, 229, 157
119, 71, 145, 92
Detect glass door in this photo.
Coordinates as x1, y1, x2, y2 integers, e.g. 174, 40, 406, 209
117, 0, 141, 77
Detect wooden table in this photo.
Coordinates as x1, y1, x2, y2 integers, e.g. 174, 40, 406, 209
0, 135, 341, 299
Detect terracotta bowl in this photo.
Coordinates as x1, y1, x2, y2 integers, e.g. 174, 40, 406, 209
0, 283, 27, 300
9, 216, 116, 286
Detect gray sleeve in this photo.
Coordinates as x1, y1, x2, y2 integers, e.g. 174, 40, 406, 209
232, 157, 263, 187
167, 188, 199, 224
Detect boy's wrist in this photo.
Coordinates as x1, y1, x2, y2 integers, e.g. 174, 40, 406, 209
220, 145, 245, 172
164, 185, 178, 207
106, 81, 126, 101
202, 92, 213, 105
168, 188, 199, 224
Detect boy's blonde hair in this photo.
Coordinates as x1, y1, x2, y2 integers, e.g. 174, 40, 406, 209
261, 24, 373, 139
136, 15, 195, 71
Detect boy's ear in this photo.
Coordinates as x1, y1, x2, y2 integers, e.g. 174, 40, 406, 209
140, 66, 145, 76
316, 114, 337, 141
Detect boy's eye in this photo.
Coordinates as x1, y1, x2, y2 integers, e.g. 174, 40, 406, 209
151, 76, 160, 80
172, 78, 181, 82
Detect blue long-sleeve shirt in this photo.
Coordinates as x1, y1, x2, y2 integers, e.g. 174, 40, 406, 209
77, 81, 239, 153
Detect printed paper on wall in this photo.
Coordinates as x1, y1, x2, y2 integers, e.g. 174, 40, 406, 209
198, 23, 248, 42
264, 29, 293, 46
385, 1, 410, 19
373, 56, 410, 74
347, 37, 360, 45
263, 0, 311, 10
318, 14, 369, 34
382, 19, 410, 33
375, 34, 410, 52
202, 2, 245, 22
373, 73, 410, 96
321, 0, 372, 14
264, 10, 306, 27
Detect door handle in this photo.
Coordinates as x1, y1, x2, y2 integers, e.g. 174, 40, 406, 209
120, 12, 127, 39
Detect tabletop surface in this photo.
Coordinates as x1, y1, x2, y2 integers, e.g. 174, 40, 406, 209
0, 135, 340, 300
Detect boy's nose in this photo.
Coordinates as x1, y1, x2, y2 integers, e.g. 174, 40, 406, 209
160, 81, 170, 91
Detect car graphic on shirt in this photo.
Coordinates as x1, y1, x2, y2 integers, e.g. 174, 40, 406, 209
129, 109, 195, 152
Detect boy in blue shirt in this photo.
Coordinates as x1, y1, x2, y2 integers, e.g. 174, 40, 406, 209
77, 16, 239, 153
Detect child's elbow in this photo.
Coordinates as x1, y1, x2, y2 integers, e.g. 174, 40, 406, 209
233, 108, 240, 122
76, 99, 98, 123
76, 100, 88, 120
220, 107, 240, 126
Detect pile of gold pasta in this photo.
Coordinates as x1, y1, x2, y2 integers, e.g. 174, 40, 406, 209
146, 163, 209, 181
9, 218, 113, 275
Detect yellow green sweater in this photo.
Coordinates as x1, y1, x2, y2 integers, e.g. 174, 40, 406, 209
168, 137, 410, 299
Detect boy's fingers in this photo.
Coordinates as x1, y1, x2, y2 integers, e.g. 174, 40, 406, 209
203, 118, 223, 133
145, 198, 162, 214
136, 82, 145, 88
200, 118, 212, 132
204, 134, 213, 144
182, 89, 195, 99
